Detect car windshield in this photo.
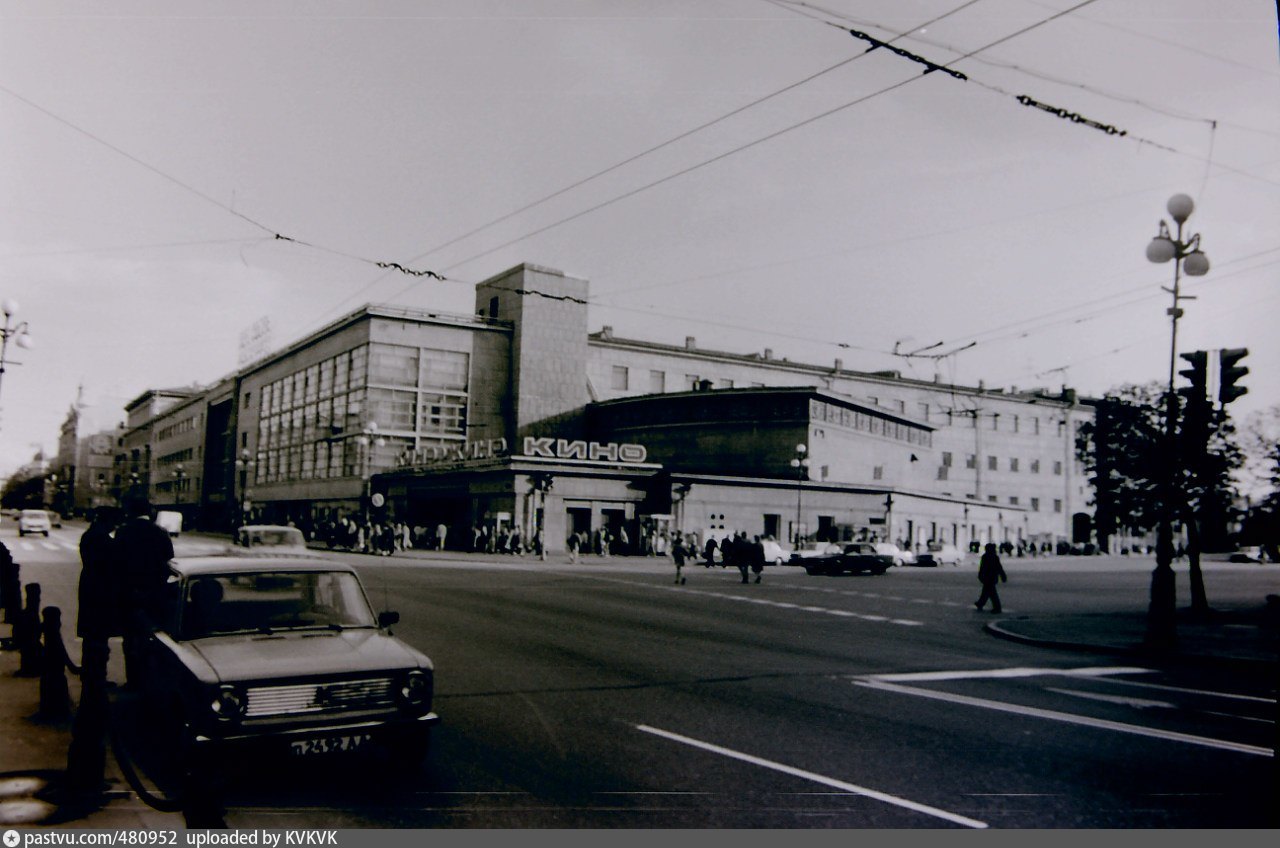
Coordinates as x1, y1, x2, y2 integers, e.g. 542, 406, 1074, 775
21, 510, 46, 520
180, 570, 377, 639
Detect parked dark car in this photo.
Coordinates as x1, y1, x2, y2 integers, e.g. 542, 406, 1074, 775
139, 555, 439, 774
802, 542, 894, 576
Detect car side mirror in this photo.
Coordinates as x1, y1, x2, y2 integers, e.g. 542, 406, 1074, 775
378, 611, 400, 628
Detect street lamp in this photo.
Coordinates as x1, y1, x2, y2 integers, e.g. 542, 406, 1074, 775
1145, 193, 1210, 645
354, 423, 385, 521
234, 448, 253, 524
0, 299, 34, 408
789, 443, 810, 545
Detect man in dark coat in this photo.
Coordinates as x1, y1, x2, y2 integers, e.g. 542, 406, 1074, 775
975, 543, 1008, 613
114, 499, 174, 687
67, 507, 123, 793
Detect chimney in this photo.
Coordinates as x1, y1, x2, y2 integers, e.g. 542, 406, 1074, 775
600, 325, 613, 340
685, 336, 696, 350
834, 358, 843, 372
763, 348, 773, 360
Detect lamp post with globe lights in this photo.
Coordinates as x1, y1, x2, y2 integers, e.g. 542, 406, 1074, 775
234, 448, 253, 526
1144, 193, 1210, 644
789, 444, 810, 546
0, 299, 35, 409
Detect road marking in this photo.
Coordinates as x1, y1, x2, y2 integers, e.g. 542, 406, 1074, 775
1095, 676, 1277, 704
853, 679, 1273, 758
635, 724, 987, 828
865, 666, 1153, 683
1044, 687, 1176, 709
40, 542, 59, 551
583, 575, 925, 627
18, 542, 33, 552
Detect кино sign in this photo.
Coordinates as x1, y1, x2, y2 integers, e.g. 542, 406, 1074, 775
522, 437, 647, 463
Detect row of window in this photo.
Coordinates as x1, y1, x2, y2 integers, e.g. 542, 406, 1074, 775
810, 400, 932, 447
979, 494, 1064, 513
941, 453, 1062, 475
155, 415, 199, 443
609, 364, 765, 393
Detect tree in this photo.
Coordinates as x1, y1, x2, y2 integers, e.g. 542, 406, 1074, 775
1238, 404, 1280, 561
1076, 383, 1166, 553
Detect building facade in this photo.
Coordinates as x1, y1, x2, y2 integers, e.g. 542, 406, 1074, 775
87, 263, 1094, 553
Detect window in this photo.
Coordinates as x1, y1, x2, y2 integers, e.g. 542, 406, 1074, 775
685, 374, 699, 390
1013, 415, 1020, 433
988, 456, 998, 471
1031, 497, 1040, 511
243, 392, 251, 408
421, 350, 469, 390
1031, 459, 1041, 474
896, 400, 905, 413
965, 454, 976, 469
873, 466, 884, 480
1033, 417, 1041, 434
918, 402, 929, 420
991, 414, 999, 431
648, 370, 665, 393
1009, 496, 1020, 506
1053, 499, 1063, 513
419, 394, 466, 435
1053, 460, 1063, 476
488, 296, 499, 318
942, 451, 953, 467
1010, 458, 1019, 472
988, 495, 998, 503
611, 365, 629, 391
937, 466, 949, 481
717, 378, 734, 389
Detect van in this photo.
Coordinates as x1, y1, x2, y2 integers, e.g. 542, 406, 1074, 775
155, 510, 183, 538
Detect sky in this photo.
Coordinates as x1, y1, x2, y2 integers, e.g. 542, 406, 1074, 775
1, 0, 1277, 478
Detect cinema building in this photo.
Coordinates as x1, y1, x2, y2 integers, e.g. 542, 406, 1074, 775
197, 263, 1093, 554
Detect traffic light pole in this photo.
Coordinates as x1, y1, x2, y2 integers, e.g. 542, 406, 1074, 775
1176, 352, 1210, 616
1148, 235, 1184, 648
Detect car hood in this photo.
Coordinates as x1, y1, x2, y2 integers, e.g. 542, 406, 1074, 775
190, 629, 429, 683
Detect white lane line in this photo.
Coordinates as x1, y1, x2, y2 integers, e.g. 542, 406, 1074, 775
40, 542, 60, 551
18, 542, 34, 552
866, 666, 1153, 683
635, 724, 987, 829
854, 679, 1274, 758
1095, 676, 1278, 705
1044, 687, 1175, 709
583, 575, 925, 627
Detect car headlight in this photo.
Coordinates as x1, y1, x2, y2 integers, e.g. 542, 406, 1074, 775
398, 670, 432, 711
210, 685, 245, 722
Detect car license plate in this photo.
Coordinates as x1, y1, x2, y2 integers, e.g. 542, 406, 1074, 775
289, 733, 372, 757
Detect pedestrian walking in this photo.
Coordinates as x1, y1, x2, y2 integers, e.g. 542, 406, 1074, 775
975, 543, 1008, 613
703, 536, 718, 567
567, 531, 580, 563
672, 536, 687, 584
436, 522, 448, 551
750, 535, 766, 584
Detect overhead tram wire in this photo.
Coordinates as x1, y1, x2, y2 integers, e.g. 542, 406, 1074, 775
432, 0, 1103, 277
774, 0, 1280, 188
339, 0, 990, 321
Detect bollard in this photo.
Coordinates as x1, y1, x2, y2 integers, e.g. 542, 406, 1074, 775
38, 606, 80, 722
15, 582, 42, 676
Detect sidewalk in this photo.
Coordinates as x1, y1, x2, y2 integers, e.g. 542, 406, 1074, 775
0, 646, 180, 828
986, 598, 1280, 672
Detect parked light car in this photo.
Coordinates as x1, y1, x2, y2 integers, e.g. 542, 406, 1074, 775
155, 510, 183, 538
914, 543, 966, 567
873, 542, 916, 566
236, 524, 307, 550
760, 538, 792, 565
801, 542, 894, 576
139, 555, 439, 774
18, 509, 51, 537
787, 541, 842, 564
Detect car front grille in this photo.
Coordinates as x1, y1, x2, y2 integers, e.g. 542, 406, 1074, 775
244, 677, 397, 718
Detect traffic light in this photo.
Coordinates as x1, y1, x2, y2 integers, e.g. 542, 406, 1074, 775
1218, 347, 1249, 405
1177, 350, 1208, 405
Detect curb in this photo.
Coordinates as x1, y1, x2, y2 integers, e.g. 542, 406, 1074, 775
984, 617, 1279, 674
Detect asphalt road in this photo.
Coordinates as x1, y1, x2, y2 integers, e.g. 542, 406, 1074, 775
9, 525, 1278, 828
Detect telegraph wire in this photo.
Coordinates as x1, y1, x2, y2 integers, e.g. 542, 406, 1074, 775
0, 82, 453, 283
0, 236, 271, 260
435, 0, 1103, 275
335, 0, 989, 323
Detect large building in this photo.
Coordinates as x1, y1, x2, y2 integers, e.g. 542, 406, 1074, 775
92, 263, 1094, 554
